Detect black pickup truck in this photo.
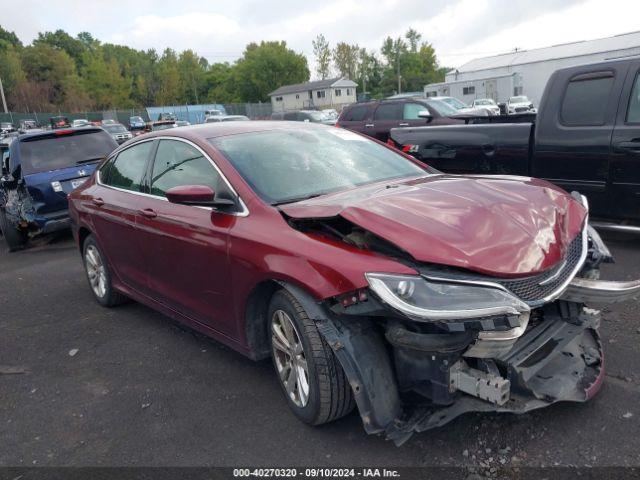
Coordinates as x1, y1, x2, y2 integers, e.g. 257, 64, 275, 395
388, 56, 640, 225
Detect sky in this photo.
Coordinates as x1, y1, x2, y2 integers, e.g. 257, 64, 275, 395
2, 0, 639, 76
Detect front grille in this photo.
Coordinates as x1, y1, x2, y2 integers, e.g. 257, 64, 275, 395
495, 232, 585, 303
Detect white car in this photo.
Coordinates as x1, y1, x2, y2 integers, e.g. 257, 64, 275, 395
321, 109, 338, 120
471, 98, 501, 116
430, 96, 488, 116
72, 119, 91, 128
507, 96, 536, 114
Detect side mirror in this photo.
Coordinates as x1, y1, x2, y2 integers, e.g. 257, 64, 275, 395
166, 185, 236, 208
418, 110, 433, 123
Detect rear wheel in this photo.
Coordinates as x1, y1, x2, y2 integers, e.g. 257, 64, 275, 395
0, 210, 27, 252
269, 289, 355, 425
82, 235, 127, 307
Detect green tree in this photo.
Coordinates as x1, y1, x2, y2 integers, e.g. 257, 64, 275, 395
178, 50, 207, 104
156, 48, 181, 105
333, 42, 359, 79
234, 41, 309, 102
35, 29, 86, 68
312, 34, 331, 80
81, 51, 131, 109
0, 25, 22, 48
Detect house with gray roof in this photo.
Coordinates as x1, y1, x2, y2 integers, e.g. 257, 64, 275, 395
269, 77, 357, 113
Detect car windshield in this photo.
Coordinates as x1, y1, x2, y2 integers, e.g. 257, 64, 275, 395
104, 124, 127, 133
210, 127, 428, 205
425, 99, 459, 116
19, 130, 116, 175
440, 97, 467, 110
510, 96, 529, 103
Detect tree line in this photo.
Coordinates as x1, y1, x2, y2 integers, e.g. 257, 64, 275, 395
0, 25, 447, 112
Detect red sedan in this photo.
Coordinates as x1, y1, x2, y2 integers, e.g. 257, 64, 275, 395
69, 122, 639, 444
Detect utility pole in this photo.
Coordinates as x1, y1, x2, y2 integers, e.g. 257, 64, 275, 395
0, 75, 8, 114
396, 42, 401, 94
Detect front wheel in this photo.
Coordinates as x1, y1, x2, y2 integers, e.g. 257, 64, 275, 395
82, 235, 127, 307
269, 289, 355, 426
0, 210, 27, 252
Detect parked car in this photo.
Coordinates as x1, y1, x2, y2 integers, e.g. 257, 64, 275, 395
321, 108, 339, 120
388, 56, 640, 225
0, 127, 118, 250
271, 110, 335, 125
429, 96, 488, 116
205, 115, 250, 123
175, 120, 191, 127
0, 122, 15, 135
157, 112, 177, 122
103, 123, 133, 144
72, 119, 91, 128
129, 116, 146, 130
101, 119, 117, 125
18, 119, 39, 132
507, 95, 536, 114
146, 120, 177, 132
337, 98, 464, 143
68, 121, 639, 444
50, 116, 70, 129
204, 106, 227, 119
470, 98, 501, 116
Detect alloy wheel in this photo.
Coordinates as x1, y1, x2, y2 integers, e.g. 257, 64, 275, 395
271, 309, 310, 408
85, 245, 107, 299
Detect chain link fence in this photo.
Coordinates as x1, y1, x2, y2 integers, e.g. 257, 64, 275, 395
0, 103, 272, 127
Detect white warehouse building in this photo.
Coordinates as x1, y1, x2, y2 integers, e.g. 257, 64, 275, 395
424, 31, 640, 107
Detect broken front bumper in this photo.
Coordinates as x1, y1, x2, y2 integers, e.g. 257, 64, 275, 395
312, 294, 605, 446
384, 304, 603, 445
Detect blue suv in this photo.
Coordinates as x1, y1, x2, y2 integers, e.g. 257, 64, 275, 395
0, 127, 118, 250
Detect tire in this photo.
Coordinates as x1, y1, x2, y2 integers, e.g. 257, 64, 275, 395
82, 234, 127, 307
0, 209, 27, 252
268, 289, 355, 426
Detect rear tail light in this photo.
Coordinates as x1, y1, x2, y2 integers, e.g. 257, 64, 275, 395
54, 129, 74, 136
334, 121, 341, 128
386, 138, 397, 148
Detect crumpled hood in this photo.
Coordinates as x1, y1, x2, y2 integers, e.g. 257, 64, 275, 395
280, 175, 587, 278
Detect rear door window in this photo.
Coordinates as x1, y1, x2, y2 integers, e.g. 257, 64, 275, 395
561, 72, 615, 126
150, 140, 221, 197
103, 141, 153, 192
374, 103, 401, 121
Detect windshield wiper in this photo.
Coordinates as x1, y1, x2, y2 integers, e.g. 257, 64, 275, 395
272, 193, 324, 206
76, 157, 104, 165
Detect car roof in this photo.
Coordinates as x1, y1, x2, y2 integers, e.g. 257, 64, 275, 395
17, 126, 104, 141
132, 120, 330, 142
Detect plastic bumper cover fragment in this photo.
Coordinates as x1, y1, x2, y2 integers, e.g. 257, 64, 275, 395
386, 307, 604, 446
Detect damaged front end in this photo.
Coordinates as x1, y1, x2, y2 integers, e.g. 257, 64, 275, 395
1, 176, 38, 233
289, 201, 639, 446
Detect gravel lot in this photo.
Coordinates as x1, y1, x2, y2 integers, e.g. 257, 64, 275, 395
0, 231, 639, 469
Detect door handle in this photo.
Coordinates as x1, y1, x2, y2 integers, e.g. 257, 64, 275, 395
92, 198, 104, 207
365, 123, 375, 128
614, 141, 640, 153
138, 208, 157, 219
398, 123, 409, 127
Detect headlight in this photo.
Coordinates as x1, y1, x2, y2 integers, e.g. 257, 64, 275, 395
366, 273, 529, 321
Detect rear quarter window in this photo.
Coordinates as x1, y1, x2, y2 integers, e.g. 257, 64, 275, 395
560, 72, 615, 126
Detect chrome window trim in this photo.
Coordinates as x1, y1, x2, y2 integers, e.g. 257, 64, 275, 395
97, 136, 249, 217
